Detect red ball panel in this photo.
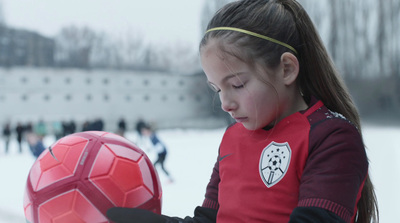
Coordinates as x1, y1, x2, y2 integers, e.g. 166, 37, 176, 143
110, 158, 143, 191
88, 144, 115, 177
124, 186, 153, 208
38, 189, 107, 223
89, 144, 149, 206
57, 134, 90, 146
30, 136, 88, 191
105, 143, 142, 162
138, 156, 154, 194
103, 133, 138, 147
23, 189, 33, 223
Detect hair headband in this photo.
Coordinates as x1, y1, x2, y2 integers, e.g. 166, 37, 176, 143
206, 27, 298, 54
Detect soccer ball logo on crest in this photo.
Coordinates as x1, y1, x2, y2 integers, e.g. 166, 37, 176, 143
23, 131, 162, 223
259, 141, 291, 188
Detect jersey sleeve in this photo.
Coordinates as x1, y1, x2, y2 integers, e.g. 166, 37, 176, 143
201, 157, 220, 210
298, 118, 368, 222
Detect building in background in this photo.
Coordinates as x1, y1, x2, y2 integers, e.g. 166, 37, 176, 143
0, 68, 228, 132
0, 26, 54, 67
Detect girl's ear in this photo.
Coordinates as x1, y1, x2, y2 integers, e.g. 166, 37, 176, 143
280, 52, 299, 86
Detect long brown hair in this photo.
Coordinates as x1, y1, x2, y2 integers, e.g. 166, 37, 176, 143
200, 0, 378, 222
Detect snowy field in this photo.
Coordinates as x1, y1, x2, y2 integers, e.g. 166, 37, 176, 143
0, 124, 398, 222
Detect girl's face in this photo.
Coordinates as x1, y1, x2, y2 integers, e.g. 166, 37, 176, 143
201, 40, 288, 130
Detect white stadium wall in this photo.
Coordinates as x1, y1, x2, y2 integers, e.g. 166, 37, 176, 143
0, 68, 225, 132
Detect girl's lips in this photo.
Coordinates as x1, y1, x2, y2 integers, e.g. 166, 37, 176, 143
234, 117, 248, 123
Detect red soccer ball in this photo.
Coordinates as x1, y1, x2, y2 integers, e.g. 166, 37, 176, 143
23, 131, 162, 223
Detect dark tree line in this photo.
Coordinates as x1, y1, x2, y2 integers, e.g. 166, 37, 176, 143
52, 25, 199, 74
201, 0, 400, 120
0, 1, 199, 74
1, 1, 398, 119
298, 0, 400, 119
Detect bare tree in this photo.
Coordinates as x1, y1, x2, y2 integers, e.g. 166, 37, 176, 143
54, 26, 100, 68
387, 0, 400, 111
0, 1, 5, 26
160, 42, 200, 74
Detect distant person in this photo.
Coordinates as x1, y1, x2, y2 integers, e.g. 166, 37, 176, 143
26, 127, 45, 158
87, 118, 104, 131
62, 121, 69, 136
69, 120, 77, 134
34, 120, 47, 138
135, 119, 146, 137
117, 118, 127, 137
139, 123, 173, 183
2, 123, 11, 154
134, 118, 147, 145
62, 120, 76, 136
82, 120, 91, 132
15, 122, 24, 153
52, 121, 63, 140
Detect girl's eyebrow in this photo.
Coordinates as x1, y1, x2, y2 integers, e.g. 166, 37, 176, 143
220, 72, 246, 83
207, 72, 247, 87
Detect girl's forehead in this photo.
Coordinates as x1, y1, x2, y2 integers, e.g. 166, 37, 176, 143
201, 41, 242, 66
202, 48, 243, 73
201, 39, 222, 56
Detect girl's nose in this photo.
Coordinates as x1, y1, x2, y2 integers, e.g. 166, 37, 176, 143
220, 92, 237, 112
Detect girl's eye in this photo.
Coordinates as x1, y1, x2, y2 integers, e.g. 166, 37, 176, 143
233, 84, 244, 89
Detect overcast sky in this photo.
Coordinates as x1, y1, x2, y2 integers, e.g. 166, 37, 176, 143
1, 0, 205, 47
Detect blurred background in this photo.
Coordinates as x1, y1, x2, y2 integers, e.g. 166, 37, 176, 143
0, 0, 399, 222
0, 0, 399, 130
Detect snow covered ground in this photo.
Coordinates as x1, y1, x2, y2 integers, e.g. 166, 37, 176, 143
0, 124, 398, 222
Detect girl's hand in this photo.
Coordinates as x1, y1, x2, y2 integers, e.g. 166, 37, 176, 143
107, 207, 174, 223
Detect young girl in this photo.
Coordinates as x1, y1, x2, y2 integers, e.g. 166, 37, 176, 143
107, 0, 378, 222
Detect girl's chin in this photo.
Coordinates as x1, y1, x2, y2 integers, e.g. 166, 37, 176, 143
241, 123, 258, 131
242, 121, 273, 131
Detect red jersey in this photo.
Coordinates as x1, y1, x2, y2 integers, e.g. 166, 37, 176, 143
202, 99, 367, 223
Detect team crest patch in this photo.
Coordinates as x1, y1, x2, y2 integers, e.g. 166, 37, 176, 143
259, 142, 291, 188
